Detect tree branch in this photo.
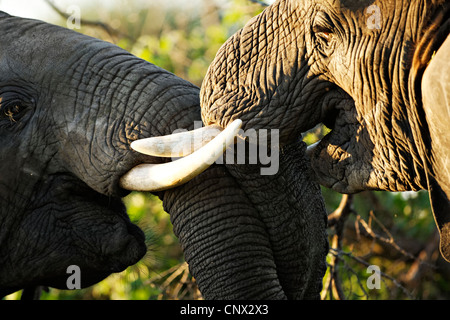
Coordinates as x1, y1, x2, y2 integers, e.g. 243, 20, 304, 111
330, 247, 415, 299
323, 193, 432, 300
248, 0, 270, 6
44, 0, 133, 42
323, 194, 354, 300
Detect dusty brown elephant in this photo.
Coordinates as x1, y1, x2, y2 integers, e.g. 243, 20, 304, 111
194, 0, 450, 261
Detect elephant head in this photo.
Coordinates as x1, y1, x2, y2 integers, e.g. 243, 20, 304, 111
0, 11, 328, 300
0, 11, 196, 295
200, 0, 450, 260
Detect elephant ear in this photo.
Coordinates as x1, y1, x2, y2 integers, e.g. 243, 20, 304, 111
421, 34, 450, 262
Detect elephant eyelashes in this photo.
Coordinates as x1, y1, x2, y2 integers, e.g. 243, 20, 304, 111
316, 30, 333, 43
313, 25, 333, 39
313, 26, 335, 55
313, 12, 336, 55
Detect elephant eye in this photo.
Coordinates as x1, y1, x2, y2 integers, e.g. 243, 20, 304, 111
321, 32, 331, 39
314, 26, 333, 42
0, 97, 30, 124
313, 11, 336, 53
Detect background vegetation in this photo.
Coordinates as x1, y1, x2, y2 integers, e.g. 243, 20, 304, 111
4, 0, 450, 300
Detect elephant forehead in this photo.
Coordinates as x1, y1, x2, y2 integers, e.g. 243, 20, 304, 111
333, 0, 391, 11
338, 0, 382, 9
317, 0, 410, 29
308, 0, 384, 36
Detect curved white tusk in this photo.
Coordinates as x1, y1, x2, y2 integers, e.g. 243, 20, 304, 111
305, 141, 320, 158
131, 124, 223, 158
119, 119, 242, 192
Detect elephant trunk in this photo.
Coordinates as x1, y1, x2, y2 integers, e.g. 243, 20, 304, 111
162, 165, 287, 299
163, 141, 328, 299
226, 141, 328, 299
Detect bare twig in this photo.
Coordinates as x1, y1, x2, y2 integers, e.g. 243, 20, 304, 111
401, 231, 439, 286
323, 194, 354, 300
328, 194, 354, 228
357, 212, 415, 260
330, 248, 415, 299
44, 0, 133, 42
323, 193, 431, 300
248, 0, 270, 6
356, 211, 436, 271
146, 262, 202, 300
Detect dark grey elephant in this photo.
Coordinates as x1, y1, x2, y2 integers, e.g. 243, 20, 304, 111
0, 11, 327, 299
199, 0, 450, 261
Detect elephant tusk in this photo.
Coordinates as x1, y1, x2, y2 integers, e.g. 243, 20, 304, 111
119, 119, 242, 192
306, 141, 320, 158
131, 124, 223, 157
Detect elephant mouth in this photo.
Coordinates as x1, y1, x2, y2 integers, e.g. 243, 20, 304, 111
321, 104, 340, 131
308, 91, 354, 144
306, 96, 364, 193
9, 175, 148, 293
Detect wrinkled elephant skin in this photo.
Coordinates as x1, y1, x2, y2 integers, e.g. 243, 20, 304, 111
200, 0, 450, 260
0, 11, 328, 300
0, 11, 199, 295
